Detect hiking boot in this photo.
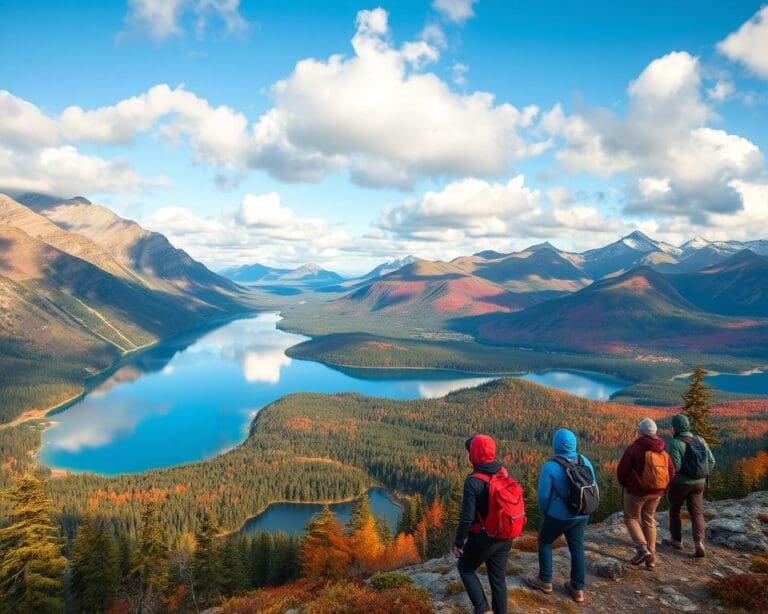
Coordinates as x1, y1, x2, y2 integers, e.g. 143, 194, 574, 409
645, 554, 656, 570
630, 548, 652, 565
565, 581, 585, 603
694, 541, 706, 558
662, 537, 682, 550
524, 576, 553, 594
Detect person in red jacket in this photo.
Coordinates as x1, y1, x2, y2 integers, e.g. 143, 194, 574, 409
616, 418, 675, 569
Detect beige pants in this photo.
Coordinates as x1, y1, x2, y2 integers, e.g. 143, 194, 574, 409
623, 493, 661, 555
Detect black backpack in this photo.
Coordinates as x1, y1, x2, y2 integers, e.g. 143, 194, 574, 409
551, 455, 600, 515
678, 436, 710, 479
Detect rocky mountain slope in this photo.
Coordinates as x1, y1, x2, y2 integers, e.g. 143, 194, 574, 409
0, 193, 265, 423
402, 491, 768, 613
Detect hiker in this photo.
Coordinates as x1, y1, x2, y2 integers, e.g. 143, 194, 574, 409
524, 428, 599, 604
663, 414, 715, 557
454, 434, 526, 614
616, 418, 675, 569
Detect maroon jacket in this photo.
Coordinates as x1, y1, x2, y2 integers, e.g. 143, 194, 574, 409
616, 435, 675, 496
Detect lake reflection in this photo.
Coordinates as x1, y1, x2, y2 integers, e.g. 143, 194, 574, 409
40, 314, 501, 475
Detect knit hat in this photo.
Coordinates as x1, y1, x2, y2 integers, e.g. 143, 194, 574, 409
638, 417, 658, 436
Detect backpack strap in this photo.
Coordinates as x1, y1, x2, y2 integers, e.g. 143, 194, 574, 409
471, 472, 491, 483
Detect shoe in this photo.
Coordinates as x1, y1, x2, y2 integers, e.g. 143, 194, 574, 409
662, 537, 682, 550
694, 541, 706, 558
565, 581, 585, 603
645, 554, 656, 570
630, 549, 652, 565
524, 575, 553, 594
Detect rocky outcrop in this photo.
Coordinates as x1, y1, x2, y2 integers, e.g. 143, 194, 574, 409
399, 491, 768, 613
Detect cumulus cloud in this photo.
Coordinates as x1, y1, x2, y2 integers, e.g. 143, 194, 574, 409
121, 0, 248, 41
717, 6, 768, 78
378, 176, 541, 241
541, 51, 765, 222
433, 0, 478, 23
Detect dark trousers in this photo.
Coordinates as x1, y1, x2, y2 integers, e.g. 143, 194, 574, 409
668, 481, 706, 543
538, 515, 588, 590
457, 532, 513, 614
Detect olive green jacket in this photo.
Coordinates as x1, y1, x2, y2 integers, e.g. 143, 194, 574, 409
668, 431, 716, 485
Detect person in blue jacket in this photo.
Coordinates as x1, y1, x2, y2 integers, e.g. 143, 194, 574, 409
524, 428, 596, 604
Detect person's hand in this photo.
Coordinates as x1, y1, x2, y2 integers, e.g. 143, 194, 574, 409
453, 545, 463, 558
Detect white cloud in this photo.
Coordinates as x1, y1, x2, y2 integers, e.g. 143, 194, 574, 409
717, 6, 768, 78
541, 51, 765, 221
378, 176, 541, 240
451, 62, 469, 86
707, 79, 735, 101
0, 144, 167, 196
121, 0, 248, 41
433, 0, 478, 23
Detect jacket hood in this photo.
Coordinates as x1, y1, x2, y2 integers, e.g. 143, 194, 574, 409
553, 428, 577, 457
672, 414, 691, 435
636, 434, 666, 451
469, 434, 497, 466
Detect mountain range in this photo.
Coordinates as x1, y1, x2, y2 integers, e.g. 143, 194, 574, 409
319, 231, 768, 357
220, 262, 344, 286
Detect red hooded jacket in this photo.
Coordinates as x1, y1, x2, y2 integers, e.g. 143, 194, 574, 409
616, 435, 675, 496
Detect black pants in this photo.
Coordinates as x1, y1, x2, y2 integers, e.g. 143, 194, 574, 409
457, 532, 513, 614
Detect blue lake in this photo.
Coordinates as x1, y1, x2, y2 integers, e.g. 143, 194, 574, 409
703, 370, 768, 395
40, 313, 629, 476
243, 488, 400, 536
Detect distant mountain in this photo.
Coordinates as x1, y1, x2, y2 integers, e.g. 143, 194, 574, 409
219, 262, 291, 283
475, 266, 768, 355
580, 231, 680, 279
219, 261, 343, 286
337, 259, 533, 318
667, 250, 768, 317
359, 255, 419, 282
278, 263, 344, 285
455, 245, 591, 294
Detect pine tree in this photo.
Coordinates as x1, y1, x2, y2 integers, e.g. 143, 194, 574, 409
249, 531, 272, 587
349, 495, 372, 533
374, 514, 393, 547
442, 475, 463, 550
70, 515, 120, 613
220, 538, 249, 596
130, 501, 170, 613
0, 475, 66, 613
191, 511, 222, 605
118, 533, 133, 583
300, 506, 352, 580
683, 366, 719, 445
385, 533, 421, 568
268, 531, 290, 586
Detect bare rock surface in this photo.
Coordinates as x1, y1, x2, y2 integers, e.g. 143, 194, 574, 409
398, 491, 767, 613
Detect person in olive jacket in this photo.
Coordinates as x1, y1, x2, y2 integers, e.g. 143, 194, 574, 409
616, 418, 675, 569
663, 414, 715, 557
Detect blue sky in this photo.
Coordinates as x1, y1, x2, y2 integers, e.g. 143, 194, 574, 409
1, 1, 767, 273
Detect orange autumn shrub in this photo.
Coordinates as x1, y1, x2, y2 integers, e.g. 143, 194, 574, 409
710, 573, 768, 610
305, 581, 432, 614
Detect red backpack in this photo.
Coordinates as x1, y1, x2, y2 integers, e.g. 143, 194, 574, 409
471, 468, 527, 540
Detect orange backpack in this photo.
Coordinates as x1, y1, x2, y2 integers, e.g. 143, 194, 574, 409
637, 450, 670, 490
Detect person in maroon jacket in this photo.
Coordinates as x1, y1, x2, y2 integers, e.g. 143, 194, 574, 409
616, 418, 675, 569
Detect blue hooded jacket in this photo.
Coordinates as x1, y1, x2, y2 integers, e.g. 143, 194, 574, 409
537, 428, 596, 520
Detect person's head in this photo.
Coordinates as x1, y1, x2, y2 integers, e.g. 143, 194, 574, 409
637, 417, 658, 438
465, 434, 496, 467
671, 413, 691, 436
552, 428, 577, 457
